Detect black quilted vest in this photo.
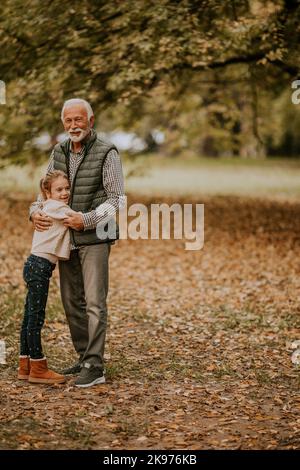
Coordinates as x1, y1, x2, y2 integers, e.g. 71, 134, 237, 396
53, 129, 119, 246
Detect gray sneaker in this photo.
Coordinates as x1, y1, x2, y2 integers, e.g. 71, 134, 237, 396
74, 363, 105, 388
62, 362, 82, 375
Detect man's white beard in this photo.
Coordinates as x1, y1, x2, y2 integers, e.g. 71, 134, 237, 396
68, 127, 90, 142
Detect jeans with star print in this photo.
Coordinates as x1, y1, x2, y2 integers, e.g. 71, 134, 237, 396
20, 254, 55, 359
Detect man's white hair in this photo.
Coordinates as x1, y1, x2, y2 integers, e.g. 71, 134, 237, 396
61, 98, 94, 121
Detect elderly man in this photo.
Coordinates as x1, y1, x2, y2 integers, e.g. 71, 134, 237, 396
30, 98, 125, 387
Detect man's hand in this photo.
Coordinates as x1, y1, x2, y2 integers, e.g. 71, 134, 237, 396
63, 211, 84, 231
31, 210, 53, 232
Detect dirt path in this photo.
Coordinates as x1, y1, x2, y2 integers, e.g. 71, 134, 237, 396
0, 194, 299, 449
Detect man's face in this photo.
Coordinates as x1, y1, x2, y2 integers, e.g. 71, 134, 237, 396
62, 105, 94, 142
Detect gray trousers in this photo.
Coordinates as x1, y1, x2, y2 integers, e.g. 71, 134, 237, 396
58, 243, 111, 370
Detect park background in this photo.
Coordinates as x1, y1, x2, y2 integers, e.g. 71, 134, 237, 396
0, 0, 300, 450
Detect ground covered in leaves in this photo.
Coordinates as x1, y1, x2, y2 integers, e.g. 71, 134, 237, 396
0, 193, 299, 450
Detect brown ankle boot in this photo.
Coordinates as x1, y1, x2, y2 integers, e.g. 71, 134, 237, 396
29, 358, 66, 384
17, 356, 30, 380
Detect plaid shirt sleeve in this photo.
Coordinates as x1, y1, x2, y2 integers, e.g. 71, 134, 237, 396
82, 149, 125, 231
29, 150, 55, 219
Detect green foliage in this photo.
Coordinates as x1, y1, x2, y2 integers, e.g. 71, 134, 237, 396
1, 0, 300, 162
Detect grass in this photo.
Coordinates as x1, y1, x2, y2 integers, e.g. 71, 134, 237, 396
1, 191, 300, 449
62, 419, 95, 448
0, 164, 48, 195
123, 154, 300, 199
2, 155, 300, 200
254, 370, 273, 385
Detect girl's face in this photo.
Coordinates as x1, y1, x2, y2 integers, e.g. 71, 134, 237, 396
46, 176, 70, 203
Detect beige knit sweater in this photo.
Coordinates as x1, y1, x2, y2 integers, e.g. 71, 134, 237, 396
31, 199, 76, 263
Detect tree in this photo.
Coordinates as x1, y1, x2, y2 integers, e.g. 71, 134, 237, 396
0, 0, 300, 164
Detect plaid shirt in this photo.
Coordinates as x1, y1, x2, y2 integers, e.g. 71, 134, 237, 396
30, 140, 125, 247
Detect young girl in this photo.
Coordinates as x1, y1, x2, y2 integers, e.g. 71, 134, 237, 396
18, 170, 76, 384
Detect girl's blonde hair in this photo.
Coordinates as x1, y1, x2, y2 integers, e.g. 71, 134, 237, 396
40, 170, 69, 200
